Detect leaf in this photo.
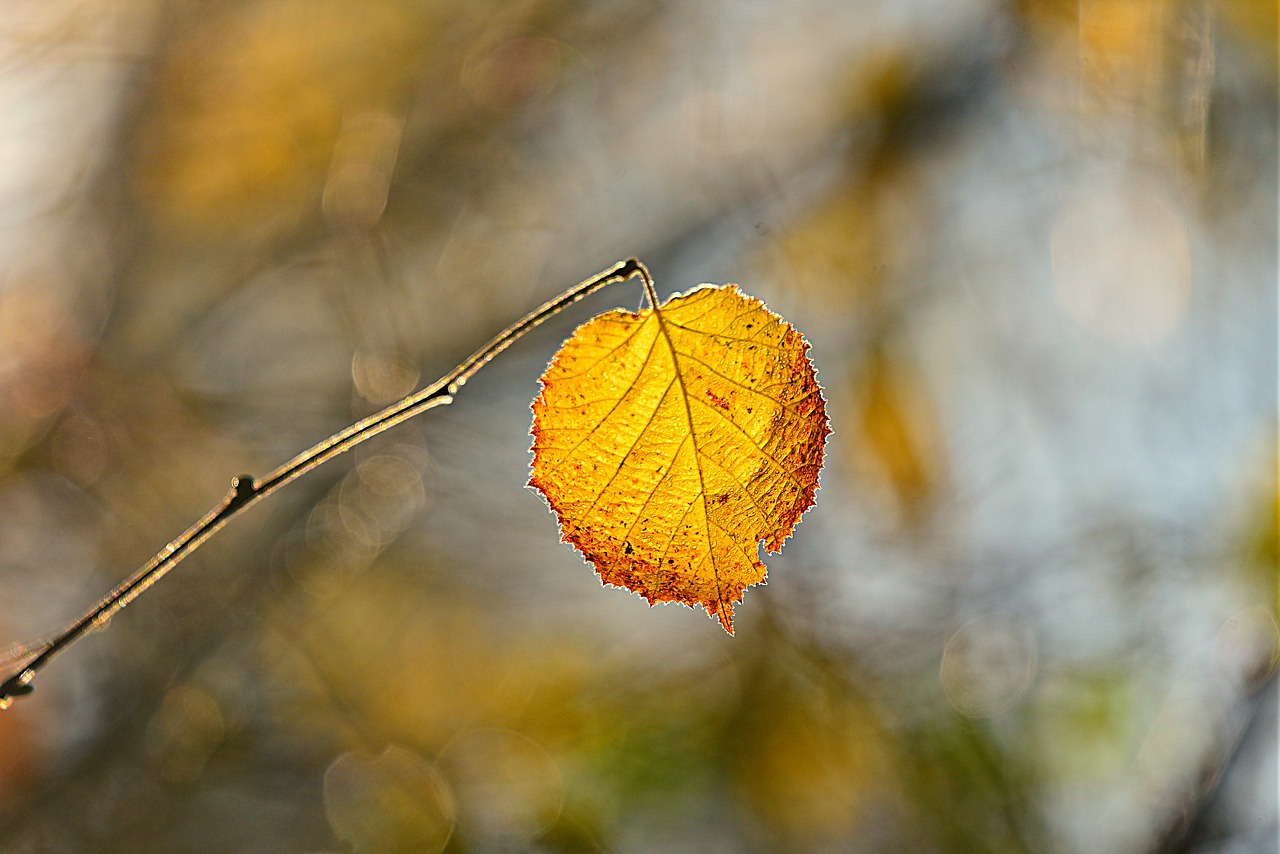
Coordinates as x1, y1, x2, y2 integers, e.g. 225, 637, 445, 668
851, 345, 944, 524
529, 283, 829, 633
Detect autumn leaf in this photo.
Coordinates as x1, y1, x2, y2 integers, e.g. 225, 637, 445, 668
529, 283, 828, 633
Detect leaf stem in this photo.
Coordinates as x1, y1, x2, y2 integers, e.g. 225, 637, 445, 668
0, 258, 652, 708
635, 261, 658, 308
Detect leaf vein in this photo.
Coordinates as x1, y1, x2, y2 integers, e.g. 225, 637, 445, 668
671, 350, 812, 413
575, 375, 678, 522
550, 314, 653, 381
689, 393, 807, 490
653, 304, 730, 627
621, 432, 692, 549
695, 446, 782, 532
705, 514, 764, 569
665, 321, 790, 350
542, 324, 661, 477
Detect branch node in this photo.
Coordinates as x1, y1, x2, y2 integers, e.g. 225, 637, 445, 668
0, 672, 34, 709
0, 261, 647, 708
228, 474, 257, 508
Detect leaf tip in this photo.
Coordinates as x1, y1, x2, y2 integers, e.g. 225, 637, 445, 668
712, 600, 735, 634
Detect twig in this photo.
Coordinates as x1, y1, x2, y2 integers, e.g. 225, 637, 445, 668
0, 258, 651, 708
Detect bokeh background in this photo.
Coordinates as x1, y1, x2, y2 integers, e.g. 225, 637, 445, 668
0, 1, 1275, 852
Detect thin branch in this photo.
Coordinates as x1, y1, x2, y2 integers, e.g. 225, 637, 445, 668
0, 258, 651, 708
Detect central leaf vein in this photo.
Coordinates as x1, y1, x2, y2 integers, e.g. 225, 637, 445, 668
649, 298, 730, 626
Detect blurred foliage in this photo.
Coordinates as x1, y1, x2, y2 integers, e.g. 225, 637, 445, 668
0, 0, 1274, 852
135, 0, 429, 232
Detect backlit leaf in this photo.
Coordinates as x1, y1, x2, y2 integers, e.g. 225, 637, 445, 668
529, 283, 828, 633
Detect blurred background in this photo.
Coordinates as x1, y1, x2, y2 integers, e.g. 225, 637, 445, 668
0, 1, 1274, 851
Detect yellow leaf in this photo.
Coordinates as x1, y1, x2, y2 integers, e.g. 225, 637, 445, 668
851, 347, 944, 523
529, 284, 828, 633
